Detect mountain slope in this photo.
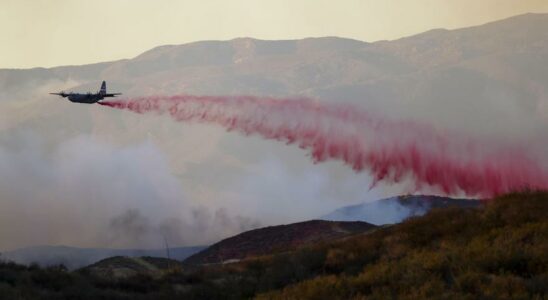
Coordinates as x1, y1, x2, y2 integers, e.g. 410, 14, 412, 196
257, 190, 548, 299
183, 220, 376, 265
322, 195, 480, 225
4, 14, 547, 96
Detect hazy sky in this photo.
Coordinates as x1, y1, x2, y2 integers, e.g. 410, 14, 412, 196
1, 0, 548, 68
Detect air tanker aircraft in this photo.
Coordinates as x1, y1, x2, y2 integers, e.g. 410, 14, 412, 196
50, 81, 121, 104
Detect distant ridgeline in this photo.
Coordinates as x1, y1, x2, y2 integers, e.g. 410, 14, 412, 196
0, 245, 205, 270
322, 195, 480, 225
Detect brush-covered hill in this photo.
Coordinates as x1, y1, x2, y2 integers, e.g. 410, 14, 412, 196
183, 220, 377, 265
81, 256, 183, 279
1, 191, 545, 299
257, 191, 547, 299
322, 195, 480, 225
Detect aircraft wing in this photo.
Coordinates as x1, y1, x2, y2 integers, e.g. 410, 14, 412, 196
103, 93, 122, 97
50, 92, 68, 97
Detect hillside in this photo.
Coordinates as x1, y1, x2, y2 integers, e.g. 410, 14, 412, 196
0, 245, 205, 270
322, 195, 480, 225
183, 220, 377, 265
258, 191, 548, 299
0, 191, 545, 299
82, 256, 183, 279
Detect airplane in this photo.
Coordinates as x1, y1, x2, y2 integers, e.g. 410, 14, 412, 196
50, 81, 121, 104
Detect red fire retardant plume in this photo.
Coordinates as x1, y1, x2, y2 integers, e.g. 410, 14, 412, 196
99, 95, 548, 198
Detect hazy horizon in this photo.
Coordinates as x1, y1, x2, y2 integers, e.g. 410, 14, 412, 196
1, 0, 547, 68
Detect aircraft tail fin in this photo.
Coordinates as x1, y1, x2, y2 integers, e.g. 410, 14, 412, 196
100, 81, 107, 95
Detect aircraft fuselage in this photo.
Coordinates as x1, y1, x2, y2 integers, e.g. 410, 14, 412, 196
67, 93, 105, 104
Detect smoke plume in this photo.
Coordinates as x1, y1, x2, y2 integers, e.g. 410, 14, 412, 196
100, 95, 548, 197
0, 133, 260, 250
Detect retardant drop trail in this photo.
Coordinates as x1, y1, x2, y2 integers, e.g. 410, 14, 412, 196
99, 95, 548, 198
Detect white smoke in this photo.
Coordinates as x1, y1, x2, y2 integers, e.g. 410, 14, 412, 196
0, 132, 259, 251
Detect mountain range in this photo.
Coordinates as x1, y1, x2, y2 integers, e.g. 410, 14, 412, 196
3, 13, 547, 147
